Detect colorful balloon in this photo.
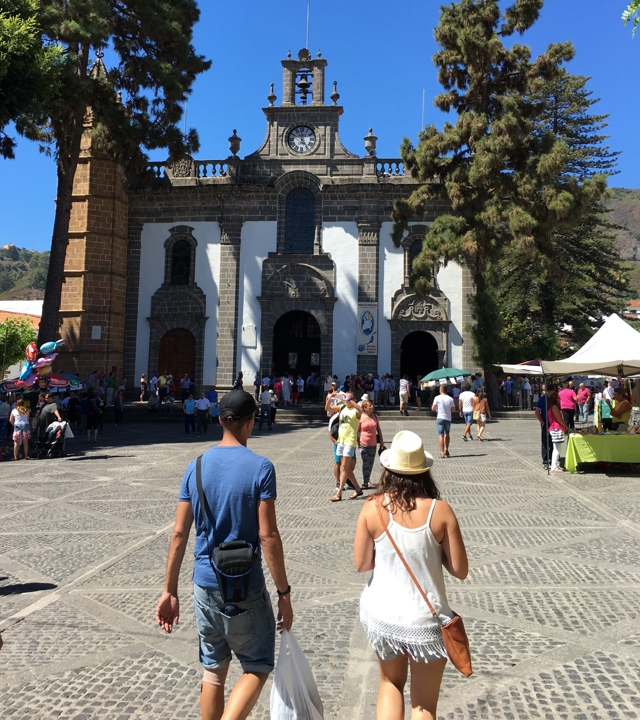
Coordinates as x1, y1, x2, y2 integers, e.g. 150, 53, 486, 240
19, 361, 33, 381
54, 339, 65, 350
32, 353, 57, 369
38, 364, 53, 377
22, 374, 38, 387
25, 342, 38, 362
39, 341, 57, 354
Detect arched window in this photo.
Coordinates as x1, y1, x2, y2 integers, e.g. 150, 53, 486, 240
409, 238, 423, 272
285, 189, 315, 254
171, 239, 191, 285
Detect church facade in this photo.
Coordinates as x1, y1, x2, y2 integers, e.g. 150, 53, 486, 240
59, 49, 475, 388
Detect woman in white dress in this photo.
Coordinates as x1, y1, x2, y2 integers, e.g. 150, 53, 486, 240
281, 374, 291, 408
354, 430, 468, 720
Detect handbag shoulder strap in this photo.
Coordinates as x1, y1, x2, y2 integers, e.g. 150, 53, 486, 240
195, 455, 210, 536
375, 499, 440, 623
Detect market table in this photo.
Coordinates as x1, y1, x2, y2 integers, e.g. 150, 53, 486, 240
565, 433, 640, 473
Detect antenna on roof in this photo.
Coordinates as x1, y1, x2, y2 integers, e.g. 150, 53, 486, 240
306, 3, 310, 49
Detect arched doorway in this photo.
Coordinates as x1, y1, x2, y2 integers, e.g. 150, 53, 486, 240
401, 331, 439, 381
158, 328, 196, 390
273, 311, 321, 379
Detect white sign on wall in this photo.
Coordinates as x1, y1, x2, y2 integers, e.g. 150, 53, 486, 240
357, 303, 378, 355
242, 324, 257, 348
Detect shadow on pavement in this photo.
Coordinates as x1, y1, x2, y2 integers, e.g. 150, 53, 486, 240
0, 582, 57, 596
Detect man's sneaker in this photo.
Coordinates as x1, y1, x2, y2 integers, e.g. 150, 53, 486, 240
462, 435, 468, 441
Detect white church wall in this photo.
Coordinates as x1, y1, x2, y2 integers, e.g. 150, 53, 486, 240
436, 261, 464, 368
379, 222, 404, 374
135, 222, 221, 385
323, 223, 359, 378
237, 221, 277, 379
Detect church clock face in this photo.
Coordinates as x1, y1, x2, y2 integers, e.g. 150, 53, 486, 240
287, 126, 316, 153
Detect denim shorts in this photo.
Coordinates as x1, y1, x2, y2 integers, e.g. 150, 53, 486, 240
193, 584, 276, 674
436, 419, 452, 436
336, 442, 356, 458
463, 411, 474, 424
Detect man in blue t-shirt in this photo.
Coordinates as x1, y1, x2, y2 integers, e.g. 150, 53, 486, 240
156, 390, 293, 719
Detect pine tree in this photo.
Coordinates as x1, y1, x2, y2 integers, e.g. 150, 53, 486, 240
0, 0, 63, 158
495, 71, 629, 361
392, 0, 606, 396
4, 0, 211, 344
623, 0, 640, 36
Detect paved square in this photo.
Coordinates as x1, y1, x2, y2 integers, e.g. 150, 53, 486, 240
1, 416, 639, 719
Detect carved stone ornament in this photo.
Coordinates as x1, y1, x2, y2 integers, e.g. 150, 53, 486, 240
263, 262, 332, 300
282, 277, 300, 298
398, 298, 443, 321
167, 156, 194, 178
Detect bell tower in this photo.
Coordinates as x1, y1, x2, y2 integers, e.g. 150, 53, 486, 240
281, 48, 328, 106
247, 48, 357, 161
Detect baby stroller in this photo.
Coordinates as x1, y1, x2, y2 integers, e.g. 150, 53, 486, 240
32, 421, 70, 459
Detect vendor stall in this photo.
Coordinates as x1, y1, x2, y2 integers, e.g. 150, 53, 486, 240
565, 432, 640, 473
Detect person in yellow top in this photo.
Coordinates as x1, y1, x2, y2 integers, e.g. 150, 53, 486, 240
328, 393, 363, 501
606, 387, 632, 430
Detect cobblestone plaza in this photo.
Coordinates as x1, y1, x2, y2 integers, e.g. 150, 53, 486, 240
1, 416, 639, 719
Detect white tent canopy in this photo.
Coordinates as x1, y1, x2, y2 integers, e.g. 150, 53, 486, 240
540, 314, 640, 376
496, 363, 544, 376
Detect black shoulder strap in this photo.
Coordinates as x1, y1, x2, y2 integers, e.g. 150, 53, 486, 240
195, 454, 219, 576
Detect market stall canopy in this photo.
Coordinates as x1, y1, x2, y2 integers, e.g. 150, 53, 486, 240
495, 362, 544, 376
421, 367, 471, 385
540, 314, 640, 376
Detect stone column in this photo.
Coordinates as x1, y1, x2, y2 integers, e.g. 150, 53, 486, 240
122, 223, 142, 383
357, 220, 380, 377
217, 221, 243, 387
460, 259, 476, 372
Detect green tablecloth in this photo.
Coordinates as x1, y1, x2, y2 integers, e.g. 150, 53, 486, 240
565, 434, 640, 473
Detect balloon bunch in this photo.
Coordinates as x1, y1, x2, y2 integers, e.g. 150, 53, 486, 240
18, 339, 65, 388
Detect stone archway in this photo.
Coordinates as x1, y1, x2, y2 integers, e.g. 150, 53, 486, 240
401, 331, 439, 381
272, 311, 321, 378
158, 328, 196, 389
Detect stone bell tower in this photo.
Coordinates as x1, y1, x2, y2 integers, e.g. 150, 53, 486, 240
57, 54, 129, 380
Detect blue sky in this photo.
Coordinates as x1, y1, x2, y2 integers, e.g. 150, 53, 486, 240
2, 0, 639, 252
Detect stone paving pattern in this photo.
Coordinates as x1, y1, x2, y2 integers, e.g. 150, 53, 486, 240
1, 415, 639, 719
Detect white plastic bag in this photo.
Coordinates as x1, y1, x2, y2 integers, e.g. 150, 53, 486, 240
270, 630, 323, 720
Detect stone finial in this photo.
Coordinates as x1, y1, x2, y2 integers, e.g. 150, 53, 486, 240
298, 48, 311, 61
267, 82, 277, 106
364, 128, 378, 157
317, 49, 322, 57
330, 81, 340, 106
287, 50, 292, 59
228, 129, 241, 157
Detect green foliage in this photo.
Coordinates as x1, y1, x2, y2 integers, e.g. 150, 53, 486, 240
0, 0, 64, 158
493, 71, 629, 360
0, 316, 37, 372
623, 0, 640, 36
0, 246, 50, 298
393, 0, 604, 373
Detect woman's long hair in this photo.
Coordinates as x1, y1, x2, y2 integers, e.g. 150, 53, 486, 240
14, 397, 28, 415
475, 387, 486, 400
372, 468, 440, 513
547, 389, 559, 408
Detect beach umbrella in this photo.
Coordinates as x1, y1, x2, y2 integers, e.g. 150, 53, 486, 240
420, 367, 471, 384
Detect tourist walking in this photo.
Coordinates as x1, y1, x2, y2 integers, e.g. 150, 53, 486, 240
431, 381, 455, 458
10, 397, 31, 460
259, 386, 273, 431
354, 430, 468, 720
329, 393, 363, 501
195, 392, 211, 435
183, 393, 196, 434
358, 400, 384, 489
399, 375, 411, 416
472, 388, 491, 441
458, 383, 476, 440
535, 384, 551, 469
558, 381, 578, 432
155, 390, 293, 720
546, 389, 568, 472
233, 371, 243, 390
140, 373, 148, 402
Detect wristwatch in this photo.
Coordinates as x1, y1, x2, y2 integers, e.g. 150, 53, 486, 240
277, 585, 291, 597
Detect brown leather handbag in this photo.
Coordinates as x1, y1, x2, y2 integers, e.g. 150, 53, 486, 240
376, 501, 472, 677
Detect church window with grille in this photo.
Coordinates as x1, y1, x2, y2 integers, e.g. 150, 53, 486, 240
285, 189, 315, 254
409, 238, 423, 273
171, 239, 191, 285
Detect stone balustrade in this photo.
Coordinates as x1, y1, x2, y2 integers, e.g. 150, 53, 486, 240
376, 160, 405, 177
196, 161, 228, 178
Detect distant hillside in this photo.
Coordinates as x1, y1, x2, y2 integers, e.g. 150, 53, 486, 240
0, 245, 49, 300
606, 188, 640, 297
